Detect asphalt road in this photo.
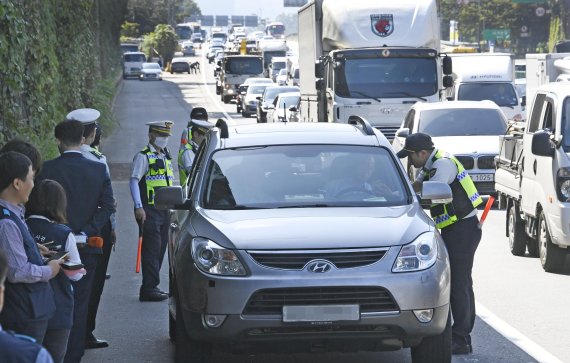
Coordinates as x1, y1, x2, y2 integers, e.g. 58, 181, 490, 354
82, 49, 567, 363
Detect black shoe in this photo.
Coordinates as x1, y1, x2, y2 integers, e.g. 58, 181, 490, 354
452, 342, 472, 355
153, 287, 169, 296
139, 290, 168, 302
85, 336, 109, 349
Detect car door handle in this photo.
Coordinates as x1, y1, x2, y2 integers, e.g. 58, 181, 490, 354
533, 159, 537, 175
170, 223, 179, 230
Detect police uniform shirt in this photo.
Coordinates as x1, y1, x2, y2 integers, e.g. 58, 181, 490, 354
79, 144, 110, 176
131, 144, 170, 182
416, 148, 477, 219
179, 128, 196, 172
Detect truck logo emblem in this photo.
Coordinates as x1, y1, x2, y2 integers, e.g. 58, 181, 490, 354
380, 108, 393, 114
307, 260, 333, 273
371, 14, 394, 37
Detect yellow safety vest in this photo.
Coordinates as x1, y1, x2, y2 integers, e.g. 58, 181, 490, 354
424, 150, 482, 229
140, 146, 174, 205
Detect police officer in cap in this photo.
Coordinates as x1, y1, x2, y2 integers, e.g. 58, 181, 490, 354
65, 108, 116, 349
178, 107, 213, 186
397, 133, 482, 355
129, 121, 174, 301
0, 251, 55, 363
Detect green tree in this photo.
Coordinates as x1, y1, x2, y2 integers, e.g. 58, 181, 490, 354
142, 24, 178, 65
126, 0, 201, 34
121, 21, 140, 38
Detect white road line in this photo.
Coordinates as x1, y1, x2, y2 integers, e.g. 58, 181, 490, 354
476, 301, 563, 363
199, 54, 234, 125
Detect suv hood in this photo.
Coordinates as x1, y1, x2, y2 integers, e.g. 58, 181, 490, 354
431, 135, 500, 156
195, 204, 433, 250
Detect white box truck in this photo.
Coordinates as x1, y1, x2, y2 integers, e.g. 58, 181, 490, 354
525, 53, 570, 109
298, 0, 451, 140
445, 53, 524, 122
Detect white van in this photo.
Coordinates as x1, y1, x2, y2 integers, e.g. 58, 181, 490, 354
122, 52, 147, 79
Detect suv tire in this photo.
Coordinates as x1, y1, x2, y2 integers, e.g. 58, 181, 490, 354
174, 278, 212, 363
538, 211, 567, 272
507, 204, 527, 256
410, 311, 451, 363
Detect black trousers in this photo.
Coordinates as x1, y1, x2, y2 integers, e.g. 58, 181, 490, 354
140, 205, 169, 294
86, 220, 112, 339
441, 215, 482, 346
63, 253, 99, 363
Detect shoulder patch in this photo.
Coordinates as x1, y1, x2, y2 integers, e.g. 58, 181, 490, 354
429, 168, 437, 178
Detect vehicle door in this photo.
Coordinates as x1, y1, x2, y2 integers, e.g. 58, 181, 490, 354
520, 92, 554, 216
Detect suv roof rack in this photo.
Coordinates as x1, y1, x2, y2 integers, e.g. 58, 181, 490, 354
348, 115, 375, 136
215, 118, 229, 139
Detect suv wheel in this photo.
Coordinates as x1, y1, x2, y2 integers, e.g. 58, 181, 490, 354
538, 211, 567, 272
410, 311, 451, 363
174, 278, 212, 362
507, 204, 527, 256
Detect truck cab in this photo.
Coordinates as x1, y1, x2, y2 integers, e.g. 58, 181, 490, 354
217, 54, 264, 104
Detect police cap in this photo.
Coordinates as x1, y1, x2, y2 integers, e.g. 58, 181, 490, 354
396, 132, 434, 158
190, 107, 208, 121
66, 108, 100, 125
147, 120, 174, 136
189, 119, 213, 134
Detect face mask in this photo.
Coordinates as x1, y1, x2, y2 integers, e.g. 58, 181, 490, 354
154, 136, 169, 149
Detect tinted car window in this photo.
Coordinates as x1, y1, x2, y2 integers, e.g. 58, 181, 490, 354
248, 85, 268, 94
263, 87, 299, 103
418, 108, 507, 136
202, 145, 408, 209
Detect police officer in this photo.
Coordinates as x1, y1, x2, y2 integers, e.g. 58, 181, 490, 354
65, 109, 115, 349
397, 133, 482, 355
129, 121, 174, 302
178, 107, 213, 186
0, 250, 55, 363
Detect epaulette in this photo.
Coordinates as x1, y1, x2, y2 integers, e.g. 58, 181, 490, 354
140, 146, 151, 155
89, 148, 104, 159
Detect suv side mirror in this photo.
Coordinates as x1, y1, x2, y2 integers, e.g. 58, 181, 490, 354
531, 130, 555, 157
217, 61, 222, 67
396, 128, 410, 138
315, 61, 324, 78
521, 95, 526, 107
443, 75, 453, 88
420, 181, 453, 206
154, 186, 185, 210
289, 106, 298, 112
315, 78, 324, 90
442, 56, 452, 75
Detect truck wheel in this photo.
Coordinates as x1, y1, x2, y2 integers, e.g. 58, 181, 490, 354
174, 278, 212, 363
410, 310, 451, 363
507, 204, 527, 256
538, 211, 567, 273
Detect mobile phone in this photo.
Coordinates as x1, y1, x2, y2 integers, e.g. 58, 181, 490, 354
48, 251, 69, 261
61, 261, 84, 270
41, 241, 54, 246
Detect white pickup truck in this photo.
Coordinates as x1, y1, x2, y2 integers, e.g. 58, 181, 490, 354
495, 83, 570, 272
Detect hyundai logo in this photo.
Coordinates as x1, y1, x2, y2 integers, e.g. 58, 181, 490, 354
307, 260, 333, 273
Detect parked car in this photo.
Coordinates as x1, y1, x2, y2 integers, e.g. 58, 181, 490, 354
240, 84, 271, 117
256, 86, 299, 123
266, 92, 301, 122
139, 62, 162, 81
170, 57, 190, 74
156, 119, 452, 363
276, 68, 288, 86
181, 41, 195, 56
392, 100, 508, 195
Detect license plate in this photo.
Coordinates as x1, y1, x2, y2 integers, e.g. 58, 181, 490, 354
282, 305, 360, 323
472, 173, 494, 182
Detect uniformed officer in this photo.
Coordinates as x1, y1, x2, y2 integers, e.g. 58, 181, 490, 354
178, 107, 213, 186
129, 121, 174, 302
65, 108, 115, 349
0, 249, 55, 363
397, 133, 482, 355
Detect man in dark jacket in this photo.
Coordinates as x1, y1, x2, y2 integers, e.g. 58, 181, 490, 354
37, 120, 115, 363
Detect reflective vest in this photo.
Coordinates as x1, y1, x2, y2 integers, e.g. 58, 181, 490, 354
177, 126, 194, 185
89, 147, 104, 160
139, 146, 174, 205
423, 150, 483, 229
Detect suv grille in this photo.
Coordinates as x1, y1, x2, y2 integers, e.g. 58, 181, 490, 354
477, 155, 495, 170
243, 286, 399, 315
248, 249, 388, 270
456, 156, 474, 169
375, 126, 399, 141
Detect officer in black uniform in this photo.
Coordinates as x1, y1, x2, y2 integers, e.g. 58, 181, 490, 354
129, 121, 174, 302
397, 133, 483, 355
0, 250, 55, 363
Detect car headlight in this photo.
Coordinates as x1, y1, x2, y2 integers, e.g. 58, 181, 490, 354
392, 232, 438, 273
557, 167, 570, 202
191, 238, 246, 276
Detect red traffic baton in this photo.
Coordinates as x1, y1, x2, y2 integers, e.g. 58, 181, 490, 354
478, 195, 495, 229
135, 219, 143, 273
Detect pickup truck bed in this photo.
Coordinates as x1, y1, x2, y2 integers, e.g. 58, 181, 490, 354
495, 132, 525, 201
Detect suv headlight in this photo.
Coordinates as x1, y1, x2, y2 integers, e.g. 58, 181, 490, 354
392, 232, 438, 273
191, 238, 246, 276
557, 167, 570, 202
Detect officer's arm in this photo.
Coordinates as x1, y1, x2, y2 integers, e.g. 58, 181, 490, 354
181, 149, 195, 173
429, 159, 457, 184
81, 164, 116, 236
35, 347, 55, 363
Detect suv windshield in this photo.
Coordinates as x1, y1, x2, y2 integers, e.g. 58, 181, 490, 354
202, 145, 409, 209
263, 87, 299, 103
248, 85, 268, 94
225, 58, 263, 75
124, 53, 146, 62
419, 108, 507, 136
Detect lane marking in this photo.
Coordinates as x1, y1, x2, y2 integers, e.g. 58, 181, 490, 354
476, 301, 563, 363
199, 53, 234, 125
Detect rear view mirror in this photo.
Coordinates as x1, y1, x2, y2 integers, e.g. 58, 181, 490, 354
442, 56, 452, 75
256, 96, 262, 100
521, 95, 526, 107
531, 130, 555, 157
420, 181, 453, 206
154, 186, 185, 210
315, 60, 324, 78
396, 128, 410, 138
315, 79, 324, 90
289, 106, 298, 112
443, 75, 453, 88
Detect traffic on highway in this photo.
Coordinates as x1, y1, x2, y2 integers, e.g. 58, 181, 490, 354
1, 0, 570, 363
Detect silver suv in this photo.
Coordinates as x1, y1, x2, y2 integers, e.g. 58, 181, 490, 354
156, 118, 453, 363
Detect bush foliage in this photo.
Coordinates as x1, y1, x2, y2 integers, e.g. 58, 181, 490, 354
0, 0, 128, 157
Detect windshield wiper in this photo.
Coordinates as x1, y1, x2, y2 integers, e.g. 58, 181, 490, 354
383, 92, 427, 102
350, 91, 382, 104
